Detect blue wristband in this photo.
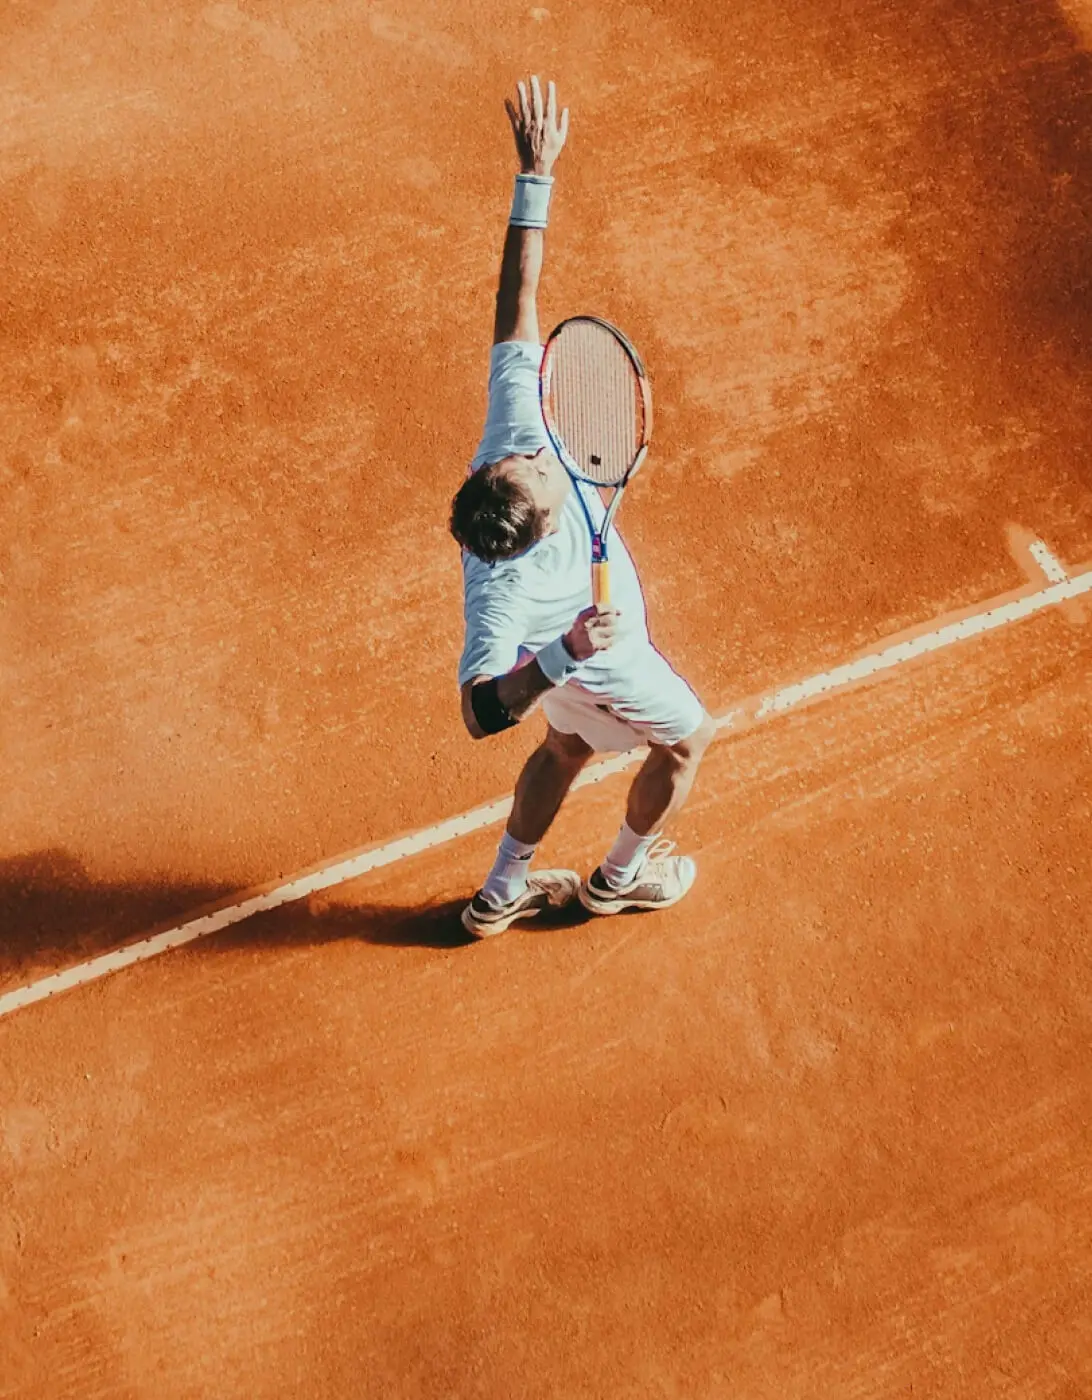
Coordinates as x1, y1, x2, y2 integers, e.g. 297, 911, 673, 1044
510, 173, 554, 229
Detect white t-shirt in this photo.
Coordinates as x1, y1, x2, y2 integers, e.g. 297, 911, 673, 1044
458, 341, 651, 694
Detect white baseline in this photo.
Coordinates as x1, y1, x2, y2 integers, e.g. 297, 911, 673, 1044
1, 556, 1089, 1023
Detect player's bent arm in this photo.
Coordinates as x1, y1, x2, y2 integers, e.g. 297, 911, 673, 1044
459, 608, 619, 740
461, 658, 556, 740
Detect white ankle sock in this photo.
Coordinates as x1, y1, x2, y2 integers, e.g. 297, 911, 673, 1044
600, 823, 660, 890
481, 832, 537, 908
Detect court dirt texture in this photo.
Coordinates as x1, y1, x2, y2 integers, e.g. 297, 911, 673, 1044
2, 1, 1092, 1396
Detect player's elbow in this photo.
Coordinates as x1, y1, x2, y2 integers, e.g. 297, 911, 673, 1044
462, 707, 488, 741
461, 682, 488, 740
462, 677, 519, 739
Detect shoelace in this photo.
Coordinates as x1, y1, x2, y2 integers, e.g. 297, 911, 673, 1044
594, 839, 680, 896
643, 837, 677, 867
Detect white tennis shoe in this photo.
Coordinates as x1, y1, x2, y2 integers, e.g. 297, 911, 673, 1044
461, 869, 581, 938
579, 839, 697, 916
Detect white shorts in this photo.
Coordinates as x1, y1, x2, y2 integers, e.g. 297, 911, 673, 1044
541, 647, 705, 753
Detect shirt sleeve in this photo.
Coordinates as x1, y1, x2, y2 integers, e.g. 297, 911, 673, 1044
457, 554, 527, 687
469, 340, 550, 471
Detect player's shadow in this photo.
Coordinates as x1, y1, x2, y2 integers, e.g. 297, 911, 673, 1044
236, 893, 587, 953
0, 849, 237, 984
0, 849, 585, 986
237, 896, 480, 952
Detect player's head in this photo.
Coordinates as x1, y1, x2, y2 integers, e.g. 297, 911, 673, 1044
450, 448, 570, 563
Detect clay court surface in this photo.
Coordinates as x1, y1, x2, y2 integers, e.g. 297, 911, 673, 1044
3, 0, 1092, 1395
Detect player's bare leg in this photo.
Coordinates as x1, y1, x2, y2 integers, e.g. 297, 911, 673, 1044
624, 712, 715, 836
462, 725, 592, 938
507, 724, 593, 844
580, 712, 716, 916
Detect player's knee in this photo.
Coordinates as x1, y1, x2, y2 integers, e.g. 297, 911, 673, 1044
667, 711, 716, 767
543, 724, 595, 769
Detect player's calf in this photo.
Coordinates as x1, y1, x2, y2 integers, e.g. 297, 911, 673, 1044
581, 711, 714, 916
623, 711, 716, 837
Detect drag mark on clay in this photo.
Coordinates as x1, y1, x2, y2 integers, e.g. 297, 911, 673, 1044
201, 3, 301, 63
569, 928, 641, 993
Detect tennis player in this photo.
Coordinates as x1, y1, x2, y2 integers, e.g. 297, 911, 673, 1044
450, 76, 715, 938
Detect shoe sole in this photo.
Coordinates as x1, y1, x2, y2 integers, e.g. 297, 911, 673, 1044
461, 877, 582, 939
578, 878, 695, 917
461, 901, 547, 938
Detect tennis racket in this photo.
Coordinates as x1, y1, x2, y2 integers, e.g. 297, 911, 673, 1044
539, 315, 653, 608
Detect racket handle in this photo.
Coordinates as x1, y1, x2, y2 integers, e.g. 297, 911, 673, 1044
592, 560, 611, 609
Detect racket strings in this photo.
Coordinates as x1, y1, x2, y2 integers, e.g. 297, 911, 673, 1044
547, 322, 644, 485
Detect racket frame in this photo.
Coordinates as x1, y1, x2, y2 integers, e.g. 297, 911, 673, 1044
538, 316, 653, 608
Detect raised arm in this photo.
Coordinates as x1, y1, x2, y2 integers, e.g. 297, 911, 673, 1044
493, 75, 569, 346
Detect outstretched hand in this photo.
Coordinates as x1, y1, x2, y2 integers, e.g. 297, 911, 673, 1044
505, 75, 569, 177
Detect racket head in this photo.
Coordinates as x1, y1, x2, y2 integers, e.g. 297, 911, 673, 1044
539, 316, 652, 488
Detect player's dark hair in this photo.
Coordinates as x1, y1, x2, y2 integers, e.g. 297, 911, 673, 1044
449, 462, 550, 563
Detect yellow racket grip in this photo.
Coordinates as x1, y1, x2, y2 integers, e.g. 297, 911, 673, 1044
592, 559, 611, 609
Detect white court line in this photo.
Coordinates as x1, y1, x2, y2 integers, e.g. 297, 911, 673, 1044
1, 561, 1090, 1023
758, 566, 1091, 717
1029, 539, 1069, 584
